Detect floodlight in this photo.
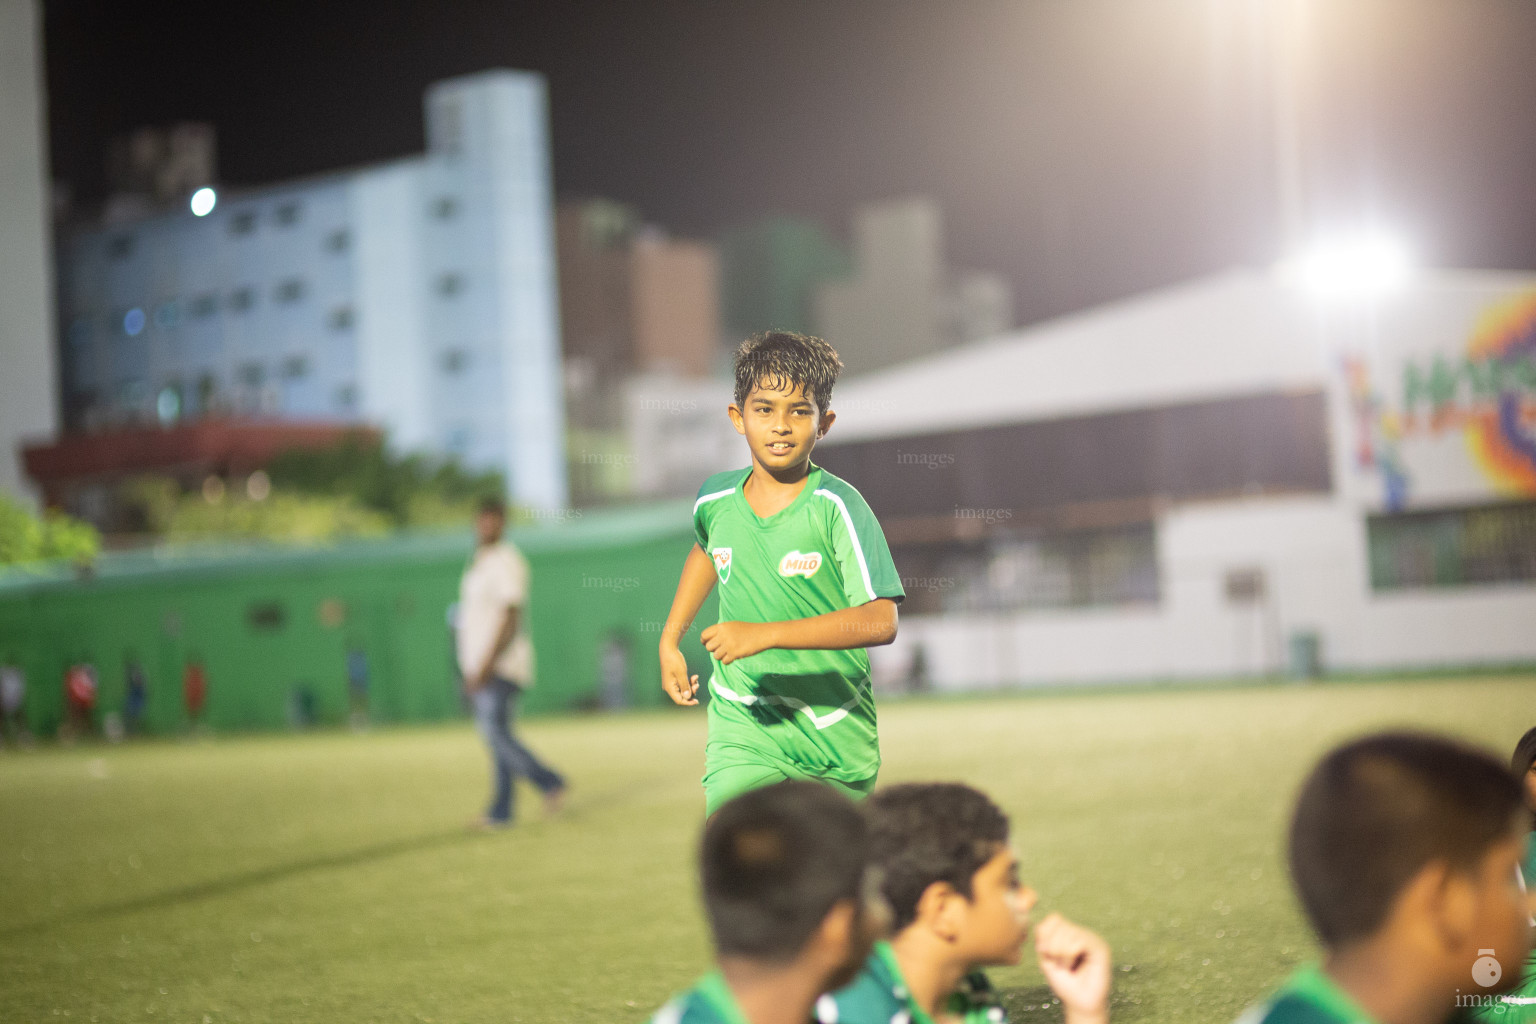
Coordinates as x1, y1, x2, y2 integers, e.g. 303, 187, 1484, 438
1281, 230, 1412, 296
190, 187, 217, 217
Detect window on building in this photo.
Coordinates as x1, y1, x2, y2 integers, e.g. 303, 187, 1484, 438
436, 272, 465, 297
247, 601, 286, 631
328, 305, 355, 330
440, 348, 469, 374
229, 211, 257, 235
273, 201, 302, 226
1367, 501, 1536, 590
68, 318, 93, 346
335, 383, 358, 409
156, 383, 182, 425
190, 293, 219, 318
107, 234, 135, 259
281, 355, 311, 379
154, 300, 181, 329
325, 228, 351, 253
432, 196, 459, 220
196, 374, 219, 411
228, 287, 255, 313
894, 524, 1160, 616
121, 307, 146, 337
237, 363, 265, 388
273, 278, 307, 304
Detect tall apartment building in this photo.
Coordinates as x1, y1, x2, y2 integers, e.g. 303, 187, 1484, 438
814, 198, 1012, 376
0, 0, 56, 505
46, 70, 567, 511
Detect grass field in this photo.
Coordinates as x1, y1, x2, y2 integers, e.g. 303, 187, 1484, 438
2, 674, 1533, 1024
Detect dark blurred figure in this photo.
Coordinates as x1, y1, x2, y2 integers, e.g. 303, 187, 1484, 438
346, 640, 371, 729
599, 629, 631, 711
0, 656, 28, 747
62, 659, 98, 742
183, 655, 208, 733
123, 653, 148, 736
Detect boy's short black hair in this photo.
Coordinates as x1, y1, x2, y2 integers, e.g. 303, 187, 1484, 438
476, 495, 506, 517
733, 330, 843, 414
1289, 731, 1525, 948
1513, 726, 1536, 778
867, 783, 1010, 932
702, 780, 869, 962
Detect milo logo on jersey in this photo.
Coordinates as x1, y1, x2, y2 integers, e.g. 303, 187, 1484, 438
778, 550, 823, 578
711, 547, 732, 583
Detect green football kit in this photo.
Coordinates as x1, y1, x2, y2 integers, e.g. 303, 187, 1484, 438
1234, 965, 1376, 1024
651, 972, 749, 1024
815, 941, 1008, 1024
692, 462, 905, 814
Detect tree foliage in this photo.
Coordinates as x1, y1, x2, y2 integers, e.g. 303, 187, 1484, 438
264, 434, 504, 528
0, 492, 101, 566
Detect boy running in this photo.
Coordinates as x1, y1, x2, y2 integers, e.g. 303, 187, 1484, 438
659, 331, 905, 814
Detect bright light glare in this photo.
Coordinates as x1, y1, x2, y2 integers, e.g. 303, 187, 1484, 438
190, 187, 217, 217
1281, 230, 1412, 296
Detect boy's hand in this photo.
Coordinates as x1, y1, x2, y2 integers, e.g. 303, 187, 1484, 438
659, 644, 699, 706
1034, 913, 1111, 1024
700, 621, 773, 664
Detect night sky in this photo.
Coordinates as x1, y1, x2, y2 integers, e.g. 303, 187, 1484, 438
42, 0, 1536, 329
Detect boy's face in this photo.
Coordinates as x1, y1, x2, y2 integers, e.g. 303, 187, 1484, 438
728, 379, 835, 475
1460, 827, 1535, 992
956, 845, 1037, 966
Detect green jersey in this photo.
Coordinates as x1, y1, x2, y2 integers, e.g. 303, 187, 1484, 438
1234, 965, 1376, 1024
816, 942, 1008, 1024
652, 972, 750, 1024
693, 463, 904, 786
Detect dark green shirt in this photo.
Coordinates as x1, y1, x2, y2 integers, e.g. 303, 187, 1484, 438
651, 972, 752, 1024
1235, 965, 1375, 1024
816, 942, 1008, 1024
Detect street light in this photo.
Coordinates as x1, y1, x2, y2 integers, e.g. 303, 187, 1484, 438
190, 187, 217, 217
1280, 229, 1412, 296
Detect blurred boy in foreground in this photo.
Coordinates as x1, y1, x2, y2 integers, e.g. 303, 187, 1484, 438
1235, 732, 1533, 1024
651, 780, 891, 1024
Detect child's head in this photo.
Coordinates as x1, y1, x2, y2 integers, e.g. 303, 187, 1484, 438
729, 331, 842, 472
1289, 732, 1531, 985
867, 783, 1033, 967
702, 780, 887, 988
1512, 727, 1536, 818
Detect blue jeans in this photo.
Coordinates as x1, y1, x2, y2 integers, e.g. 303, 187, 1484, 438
471, 676, 564, 822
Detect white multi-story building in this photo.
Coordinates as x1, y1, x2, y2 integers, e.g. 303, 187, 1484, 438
0, 0, 57, 505
816, 268, 1536, 687
54, 70, 567, 510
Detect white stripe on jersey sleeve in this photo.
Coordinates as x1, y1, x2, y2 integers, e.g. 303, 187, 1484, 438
694, 486, 736, 512
814, 488, 876, 604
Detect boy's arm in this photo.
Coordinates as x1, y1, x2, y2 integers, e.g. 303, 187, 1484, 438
701, 598, 897, 665
659, 544, 718, 705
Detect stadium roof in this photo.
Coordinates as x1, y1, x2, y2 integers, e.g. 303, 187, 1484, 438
823, 267, 1536, 445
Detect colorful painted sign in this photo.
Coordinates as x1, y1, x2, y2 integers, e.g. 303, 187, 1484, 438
1347, 290, 1536, 510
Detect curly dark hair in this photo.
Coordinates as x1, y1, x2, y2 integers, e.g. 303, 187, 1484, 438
867, 783, 1010, 932
732, 330, 843, 413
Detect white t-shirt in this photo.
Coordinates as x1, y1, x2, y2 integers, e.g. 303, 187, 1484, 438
456, 541, 535, 686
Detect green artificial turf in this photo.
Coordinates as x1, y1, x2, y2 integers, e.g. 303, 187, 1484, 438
2, 674, 1533, 1024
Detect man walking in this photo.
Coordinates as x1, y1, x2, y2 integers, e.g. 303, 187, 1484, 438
457, 496, 566, 828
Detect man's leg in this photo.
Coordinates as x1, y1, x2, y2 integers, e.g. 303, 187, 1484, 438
471, 678, 516, 823
496, 679, 565, 796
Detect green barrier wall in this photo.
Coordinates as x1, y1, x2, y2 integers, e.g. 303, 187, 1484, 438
0, 504, 717, 735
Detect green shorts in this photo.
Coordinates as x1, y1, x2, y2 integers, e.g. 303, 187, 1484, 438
702, 747, 877, 816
